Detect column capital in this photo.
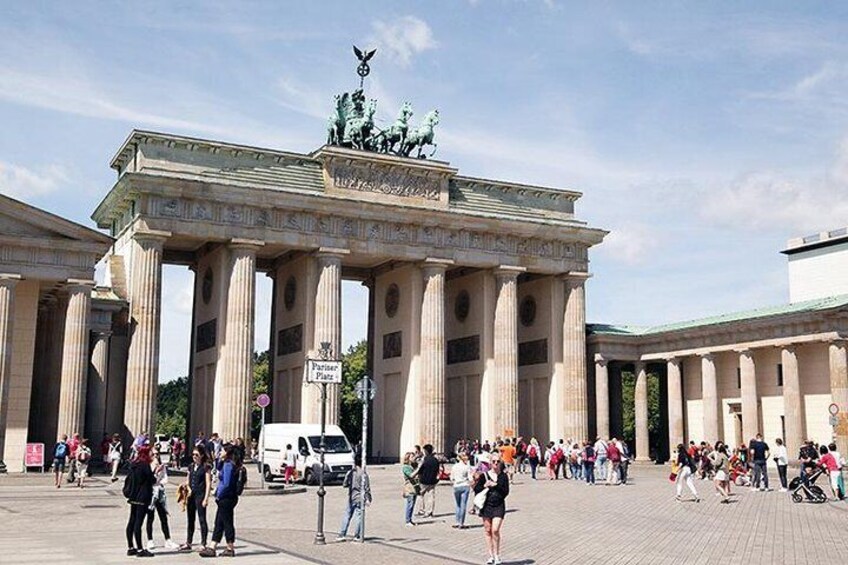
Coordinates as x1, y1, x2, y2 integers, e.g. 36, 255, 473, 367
633, 360, 646, 373
779, 343, 798, 354
0, 274, 22, 288
493, 265, 526, 280
229, 238, 265, 251
133, 229, 171, 245
561, 271, 592, 286
65, 279, 96, 293
666, 356, 681, 366
699, 352, 715, 361
91, 329, 113, 339
315, 247, 350, 260
593, 353, 608, 366
420, 257, 454, 275
735, 348, 754, 359
828, 338, 848, 348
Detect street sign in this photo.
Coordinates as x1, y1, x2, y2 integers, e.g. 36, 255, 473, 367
306, 359, 342, 384
830, 415, 839, 427
828, 403, 840, 416
256, 393, 271, 408
355, 377, 376, 402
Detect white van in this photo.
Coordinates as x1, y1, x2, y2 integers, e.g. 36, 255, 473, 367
258, 423, 355, 485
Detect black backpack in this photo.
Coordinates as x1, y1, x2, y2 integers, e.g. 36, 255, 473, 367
236, 465, 247, 495
122, 469, 135, 499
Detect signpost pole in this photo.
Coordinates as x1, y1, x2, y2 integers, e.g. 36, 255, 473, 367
315, 381, 327, 545
260, 405, 266, 490
360, 377, 369, 542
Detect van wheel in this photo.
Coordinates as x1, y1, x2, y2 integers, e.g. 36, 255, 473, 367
263, 465, 274, 482
305, 469, 317, 486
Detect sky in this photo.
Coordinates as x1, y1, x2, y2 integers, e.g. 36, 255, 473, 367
2, 1, 848, 382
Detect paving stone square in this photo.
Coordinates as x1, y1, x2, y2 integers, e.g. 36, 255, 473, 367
1, 463, 846, 565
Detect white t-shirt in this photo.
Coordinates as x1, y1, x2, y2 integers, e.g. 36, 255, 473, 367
285, 450, 297, 467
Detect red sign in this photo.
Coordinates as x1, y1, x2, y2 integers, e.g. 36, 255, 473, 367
25, 443, 44, 468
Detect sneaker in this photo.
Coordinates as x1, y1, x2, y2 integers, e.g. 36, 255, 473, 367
221, 548, 235, 557
177, 544, 192, 552
165, 540, 179, 550
335, 536, 346, 543
494, 557, 502, 565
405, 522, 415, 527
146, 540, 155, 551
779, 488, 787, 492
486, 558, 495, 565
199, 547, 216, 558
136, 549, 154, 558
675, 495, 682, 502
127, 549, 138, 556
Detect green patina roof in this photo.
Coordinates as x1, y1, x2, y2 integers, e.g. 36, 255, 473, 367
588, 294, 848, 337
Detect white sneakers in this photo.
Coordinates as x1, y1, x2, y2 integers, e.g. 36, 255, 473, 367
146, 540, 155, 551
165, 540, 179, 550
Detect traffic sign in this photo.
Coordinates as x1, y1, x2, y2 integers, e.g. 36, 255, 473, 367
306, 359, 343, 384
256, 393, 271, 408
355, 377, 376, 402
828, 403, 840, 416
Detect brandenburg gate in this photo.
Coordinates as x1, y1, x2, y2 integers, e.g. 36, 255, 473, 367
91, 126, 606, 459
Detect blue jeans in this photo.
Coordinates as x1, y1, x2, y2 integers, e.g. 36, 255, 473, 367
584, 461, 595, 484
596, 456, 607, 480
453, 487, 469, 526
404, 495, 416, 524
338, 501, 362, 538
571, 462, 582, 479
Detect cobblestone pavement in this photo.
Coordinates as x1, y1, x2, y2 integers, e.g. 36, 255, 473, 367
1, 464, 846, 564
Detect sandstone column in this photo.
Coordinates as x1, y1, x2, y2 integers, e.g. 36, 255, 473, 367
213, 239, 262, 441
56, 280, 94, 437
781, 345, 803, 460
493, 266, 521, 436
828, 341, 848, 455
0, 275, 20, 472
563, 273, 590, 442
739, 349, 758, 441
124, 231, 168, 438
302, 248, 346, 425
667, 357, 683, 457
419, 258, 451, 453
595, 356, 610, 440
701, 353, 719, 443
634, 361, 650, 462
85, 327, 112, 442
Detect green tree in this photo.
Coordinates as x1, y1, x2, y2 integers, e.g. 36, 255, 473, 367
340, 339, 368, 444
156, 376, 189, 438
250, 350, 270, 439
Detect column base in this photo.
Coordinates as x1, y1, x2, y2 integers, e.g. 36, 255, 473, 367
0, 460, 7, 473
633, 457, 652, 464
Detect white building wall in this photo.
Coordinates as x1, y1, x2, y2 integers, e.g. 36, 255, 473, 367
788, 241, 848, 302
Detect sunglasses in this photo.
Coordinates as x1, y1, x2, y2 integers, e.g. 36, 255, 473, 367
192, 453, 200, 457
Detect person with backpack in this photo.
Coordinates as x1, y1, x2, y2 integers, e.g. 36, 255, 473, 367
179, 444, 212, 552
200, 444, 242, 557
674, 443, 700, 502
336, 454, 372, 541
124, 445, 155, 557
582, 440, 596, 485
145, 450, 178, 551
526, 438, 540, 480
52, 434, 69, 488
75, 438, 92, 489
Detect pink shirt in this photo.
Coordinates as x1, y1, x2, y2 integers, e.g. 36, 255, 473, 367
820, 453, 838, 472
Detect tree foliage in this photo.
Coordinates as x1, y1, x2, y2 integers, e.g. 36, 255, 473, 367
340, 339, 368, 444
250, 350, 270, 439
156, 376, 189, 438
620, 370, 662, 461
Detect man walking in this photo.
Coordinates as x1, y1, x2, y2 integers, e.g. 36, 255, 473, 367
52, 434, 69, 488
415, 444, 440, 518
336, 455, 371, 542
748, 434, 770, 491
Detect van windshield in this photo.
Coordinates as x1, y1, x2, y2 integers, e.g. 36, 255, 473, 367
308, 436, 351, 454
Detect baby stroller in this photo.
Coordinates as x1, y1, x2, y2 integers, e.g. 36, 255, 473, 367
789, 468, 828, 503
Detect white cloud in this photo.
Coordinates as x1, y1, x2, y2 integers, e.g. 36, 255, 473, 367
368, 16, 437, 67
597, 223, 660, 265
0, 161, 68, 199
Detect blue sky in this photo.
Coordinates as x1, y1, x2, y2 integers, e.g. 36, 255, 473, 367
2, 2, 848, 381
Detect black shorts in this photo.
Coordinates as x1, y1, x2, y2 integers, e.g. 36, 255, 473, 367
52, 459, 66, 472
480, 503, 505, 520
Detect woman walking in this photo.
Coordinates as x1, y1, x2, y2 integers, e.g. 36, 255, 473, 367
125, 446, 155, 557
402, 452, 419, 527
674, 443, 700, 502
145, 450, 178, 550
708, 442, 730, 503
473, 454, 510, 565
450, 452, 472, 528
179, 444, 212, 552
200, 444, 241, 558
108, 434, 123, 482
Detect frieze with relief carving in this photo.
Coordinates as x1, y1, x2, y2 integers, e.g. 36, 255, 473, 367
329, 161, 442, 201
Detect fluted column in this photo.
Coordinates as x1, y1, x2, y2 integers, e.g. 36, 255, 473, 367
667, 357, 683, 457
494, 267, 521, 436
213, 239, 262, 441
0, 275, 21, 472
56, 280, 94, 437
701, 353, 719, 443
828, 341, 848, 455
563, 273, 589, 442
739, 349, 758, 442
302, 248, 346, 425
634, 361, 650, 462
418, 258, 451, 452
781, 345, 803, 460
124, 231, 168, 438
85, 328, 112, 442
595, 356, 610, 440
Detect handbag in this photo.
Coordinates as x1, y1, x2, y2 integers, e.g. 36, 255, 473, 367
473, 488, 489, 510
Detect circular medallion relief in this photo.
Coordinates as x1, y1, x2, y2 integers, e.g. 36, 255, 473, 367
455, 290, 470, 322
520, 295, 536, 327
284, 276, 297, 311
202, 268, 213, 305
385, 283, 400, 318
